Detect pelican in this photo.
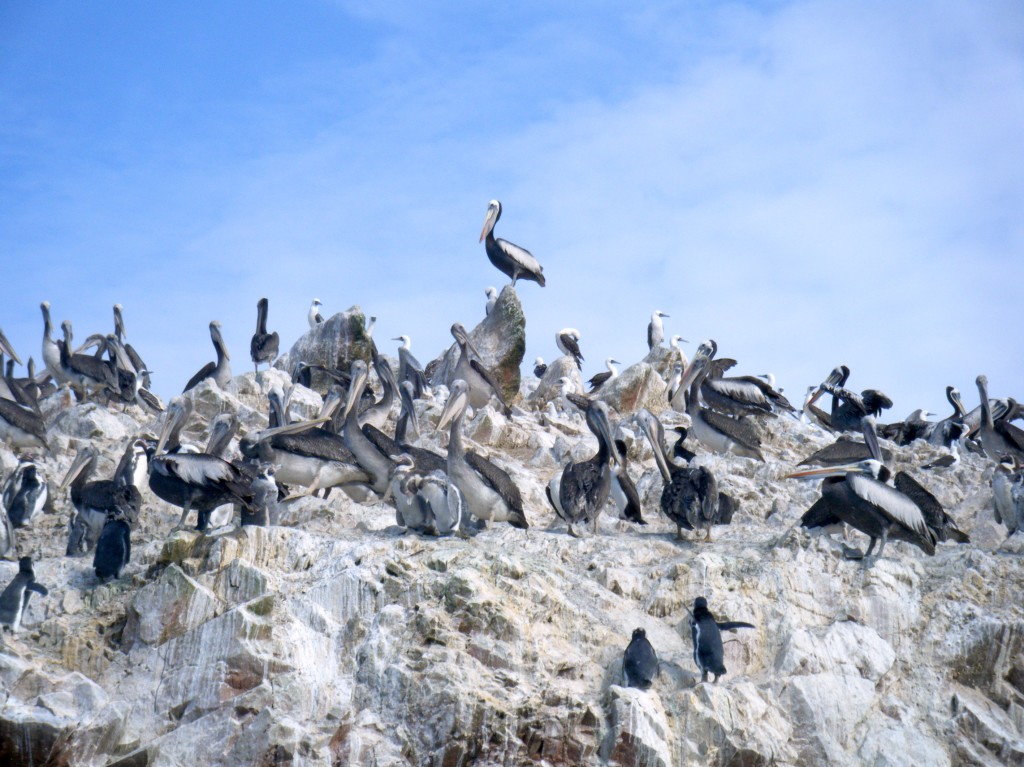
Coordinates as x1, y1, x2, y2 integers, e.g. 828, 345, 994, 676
533, 357, 547, 379
636, 409, 735, 541
647, 311, 669, 350
815, 380, 893, 433
484, 287, 498, 316
927, 387, 967, 448
609, 438, 645, 525
677, 342, 765, 461
976, 375, 1024, 461
556, 328, 584, 370
40, 301, 69, 385
250, 297, 279, 375
449, 323, 512, 416
686, 340, 793, 417
797, 433, 894, 467
60, 321, 119, 398
0, 397, 48, 450
556, 398, 619, 537
62, 442, 146, 556
436, 379, 527, 530
479, 200, 546, 287
183, 321, 231, 392
992, 456, 1024, 538
0, 350, 39, 415
587, 358, 620, 393
113, 304, 151, 389
357, 357, 397, 431
308, 298, 325, 328
340, 360, 395, 496
393, 335, 428, 399
788, 419, 936, 561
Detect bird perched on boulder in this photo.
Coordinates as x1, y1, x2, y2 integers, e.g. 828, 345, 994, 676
623, 628, 659, 689
0, 556, 48, 633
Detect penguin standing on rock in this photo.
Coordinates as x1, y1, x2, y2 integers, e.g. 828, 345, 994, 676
0, 557, 48, 633
623, 628, 659, 689
4, 461, 47, 528
689, 597, 755, 683
93, 486, 135, 582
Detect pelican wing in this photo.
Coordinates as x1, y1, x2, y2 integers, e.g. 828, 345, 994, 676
465, 451, 523, 513
701, 408, 762, 450
705, 378, 770, 409
495, 237, 542, 275
847, 473, 929, 540
154, 453, 240, 487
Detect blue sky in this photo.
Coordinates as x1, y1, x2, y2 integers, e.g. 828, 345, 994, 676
1, 1, 1022, 415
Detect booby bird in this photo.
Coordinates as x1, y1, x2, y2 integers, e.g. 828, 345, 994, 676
688, 597, 756, 683
556, 328, 584, 370
992, 456, 1024, 538
62, 442, 145, 556
647, 311, 669, 350
393, 335, 428, 399
676, 342, 765, 461
112, 304, 151, 390
484, 287, 498, 316
183, 321, 232, 392
40, 301, 69, 385
60, 321, 120, 398
587, 359, 620, 393
556, 397, 619, 537
250, 298, 280, 375
479, 200, 546, 287
148, 398, 254, 530
308, 298, 325, 328
436, 379, 527, 531
787, 419, 937, 561
0, 396, 48, 450
623, 628, 659, 689
449, 323, 512, 416
636, 409, 735, 541
2, 460, 47, 528
976, 375, 1024, 461
533, 358, 547, 379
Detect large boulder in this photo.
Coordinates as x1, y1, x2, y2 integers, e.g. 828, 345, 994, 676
276, 307, 374, 394
428, 286, 525, 405
596, 362, 669, 416
644, 344, 688, 381
528, 356, 584, 409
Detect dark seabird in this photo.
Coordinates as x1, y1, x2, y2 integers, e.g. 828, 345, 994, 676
623, 628, 659, 689
479, 200, 546, 287
394, 381, 421, 444
556, 397, 619, 537
689, 597, 755, 683
393, 335, 428, 399
636, 409, 736, 541
892, 471, 969, 545
992, 456, 1024, 538
0, 397, 48, 450
339, 360, 395, 497
436, 379, 527, 531
93, 485, 135, 581
60, 321, 119, 398
0, 557, 48, 633
450, 323, 512, 416
183, 320, 232, 392
688, 340, 793, 417
817, 384, 893, 433
647, 310, 669, 350
609, 439, 645, 525
533, 357, 547, 379
587, 358, 620, 393
976, 375, 1024, 462
308, 298, 325, 328
250, 297, 280, 375
62, 442, 145, 556
113, 304, 151, 390
3, 461, 47, 528
555, 328, 584, 370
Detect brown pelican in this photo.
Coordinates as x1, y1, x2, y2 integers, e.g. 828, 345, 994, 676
677, 342, 765, 461
394, 381, 421, 444
647, 311, 669, 350
62, 442, 146, 556
992, 456, 1024, 538
250, 298, 279, 375
449, 323, 512, 416
484, 287, 498, 316
112, 304, 151, 389
339, 360, 395, 496
636, 409, 736, 541
40, 301, 69, 385
60, 321, 119, 398
1, 351, 40, 415
308, 298, 325, 328
393, 335, 428, 399
609, 439, 645, 525
556, 398, 619, 537
436, 379, 527, 531
813, 378, 893, 433
0, 397, 48, 450
556, 328, 583, 370
787, 419, 937, 561
976, 375, 1024, 461
685, 340, 793, 417
587, 358, 620, 393
797, 434, 894, 467
479, 200, 545, 287
183, 321, 231, 392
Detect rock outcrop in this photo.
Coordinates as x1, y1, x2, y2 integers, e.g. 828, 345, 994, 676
276, 307, 374, 393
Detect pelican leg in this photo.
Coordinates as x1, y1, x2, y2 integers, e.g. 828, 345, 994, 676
676, 524, 686, 541
568, 523, 582, 539
705, 528, 714, 543
872, 528, 890, 562
173, 501, 192, 531
283, 478, 321, 502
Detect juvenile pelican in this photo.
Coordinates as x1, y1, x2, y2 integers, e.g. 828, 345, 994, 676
992, 456, 1024, 538
479, 200, 546, 287
449, 323, 512, 416
250, 298, 280, 375
183, 321, 231, 392
976, 375, 1024, 461
556, 398, 619, 537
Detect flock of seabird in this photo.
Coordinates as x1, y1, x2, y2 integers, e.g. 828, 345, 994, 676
0, 199, 1022, 690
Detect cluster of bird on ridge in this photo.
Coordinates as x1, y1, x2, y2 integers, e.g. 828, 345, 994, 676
0, 199, 1022, 689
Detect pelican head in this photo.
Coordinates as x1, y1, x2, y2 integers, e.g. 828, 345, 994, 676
437, 379, 470, 431
210, 320, 230, 361
479, 200, 502, 242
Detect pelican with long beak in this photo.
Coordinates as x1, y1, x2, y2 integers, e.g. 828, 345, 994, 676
479, 200, 546, 287
449, 323, 512, 416
340, 360, 395, 496
437, 379, 527, 531
976, 375, 1024, 462
183, 321, 231, 392
555, 397, 620, 537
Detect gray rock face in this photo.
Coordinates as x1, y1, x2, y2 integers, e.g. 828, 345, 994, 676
528, 355, 584, 407
596, 362, 669, 416
276, 307, 374, 393
429, 286, 525, 405
0, 367, 1022, 766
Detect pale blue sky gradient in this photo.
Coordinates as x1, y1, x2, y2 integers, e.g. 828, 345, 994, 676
2, 2, 1022, 415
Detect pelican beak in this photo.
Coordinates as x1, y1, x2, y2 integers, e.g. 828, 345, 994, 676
254, 417, 331, 442
211, 322, 230, 361
341, 362, 369, 421
155, 401, 186, 455
479, 203, 499, 242
319, 388, 344, 420
785, 463, 860, 480
437, 385, 468, 432
114, 306, 127, 341
594, 405, 620, 468
59, 449, 95, 491
0, 329, 22, 366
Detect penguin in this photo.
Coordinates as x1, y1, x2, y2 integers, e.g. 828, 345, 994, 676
5, 462, 47, 528
623, 627, 659, 689
93, 486, 135, 582
0, 556, 49, 632
689, 597, 755, 683
0, 501, 14, 559
243, 464, 280, 527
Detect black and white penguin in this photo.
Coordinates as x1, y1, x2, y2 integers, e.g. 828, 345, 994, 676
623, 628, 659, 689
4, 462, 47, 528
0, 556, 48, 632
689, 597, 755, 683
243, 465, 280, 527
93, 486, 135, 582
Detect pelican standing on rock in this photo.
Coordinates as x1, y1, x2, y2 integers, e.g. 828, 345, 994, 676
436, 379, 527, 531
183, 321, 231, 392
39, 301, 69, 385
250, 298, 279, 375
449, 323, 512, 416
556, 397, 619, 537
479, 200, 546, 287
976, 375, 1024, 461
